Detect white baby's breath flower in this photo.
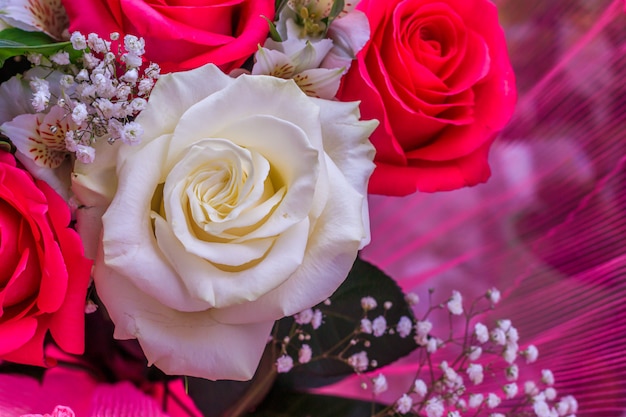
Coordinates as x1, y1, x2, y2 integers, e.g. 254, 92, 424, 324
298, 344, 312, 364
361, 296, 377, 311
87, 33, 110, 53
26, 53, 42, 65
541, 369, 555, 386
71, 103, 88, 125
556, 395, 578, 414
497, 319, 512, 331
50, 51, 70, 65
122, 52, 142, 68
524, 345, 539, 363
124, 34, 145, 55
60, 74, 75, 88
544, 387, 557, 401
75, 144, 95, 164
372, 373, 388, 395
467, 363, 484, 385
396, 316, 412, 338
405, 292, 419, 306
294, 308, 314, 325
426, 337, 439, 353
276, 355, 294, 373
360, 318, 372, 334
491, 328, 506, 345
348, 351, 369, 372
474, 322, 489, 343
468, 346, 482, 361
486, 393, 501, 409
425, 397, 444, 417
119, 122, 143, 145
503, 382, 518, 399
70, 32, 87, 50
468, 393, 483, 408
415, 320, 432, 337
503, 344, 518, 364
413, 379, 427, 397
447, 290, 463, 315
121, 68, 139, 84
395, 394, 413, 415
524, 381, 539, 396
487, 287, 501, 304
31, 90, 50, 112
372, 316, 386, 337
311, 309, 323, 329
506, 364, 519, 381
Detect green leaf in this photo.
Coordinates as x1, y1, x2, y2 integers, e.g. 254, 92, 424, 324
328, 0, 345, 21
0, 28, 75, 67
262, 16, 283, 42
275, 257, 418, 389
247, 390, 388, 417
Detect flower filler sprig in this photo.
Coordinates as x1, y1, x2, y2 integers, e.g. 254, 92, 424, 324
269, 262, 578, 417
6, 31, 160, 166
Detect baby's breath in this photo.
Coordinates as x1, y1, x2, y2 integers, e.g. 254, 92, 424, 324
25, 31, 160, 163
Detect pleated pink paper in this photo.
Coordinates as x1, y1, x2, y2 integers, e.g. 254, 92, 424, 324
319, 0, 626, 415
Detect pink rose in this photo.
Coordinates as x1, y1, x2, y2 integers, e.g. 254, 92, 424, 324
337, 0, 517, 196
0, 151, 91, 366
61, 0, 275, 73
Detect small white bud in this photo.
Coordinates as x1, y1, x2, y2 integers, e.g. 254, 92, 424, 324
361, 296, 377, 311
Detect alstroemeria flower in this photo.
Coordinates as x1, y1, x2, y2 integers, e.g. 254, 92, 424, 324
73, 64, 377, 380
0, 0, 68, 40
252, 0, 369, 99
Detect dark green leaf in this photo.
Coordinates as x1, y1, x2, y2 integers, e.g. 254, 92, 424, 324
0, 28, 55, 45
262, 16, 283, 42
188, 344, 278, 417
0, 28, 75, 67
247, 390, 388, 417
275, 257, 418, 389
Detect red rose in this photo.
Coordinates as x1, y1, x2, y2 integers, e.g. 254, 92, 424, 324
0, 151, 91, 366
61, 0, 275, 73
337, 0, 517, 196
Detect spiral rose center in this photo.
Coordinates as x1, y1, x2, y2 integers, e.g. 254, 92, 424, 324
419, 26, 442, 56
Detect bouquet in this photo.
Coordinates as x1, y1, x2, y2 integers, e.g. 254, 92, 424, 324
0, 0, 624, 416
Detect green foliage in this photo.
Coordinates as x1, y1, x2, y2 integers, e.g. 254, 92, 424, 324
0, 28, 78, 67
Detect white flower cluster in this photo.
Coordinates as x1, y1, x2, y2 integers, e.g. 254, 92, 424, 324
27, 31, 160, 163
357, 289, 578, 417
273, 305, 326, 373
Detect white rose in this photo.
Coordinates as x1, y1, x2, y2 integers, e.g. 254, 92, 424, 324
77, 64, 376, 380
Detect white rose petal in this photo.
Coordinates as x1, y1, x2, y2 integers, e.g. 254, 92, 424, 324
79, 64, 376, 381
